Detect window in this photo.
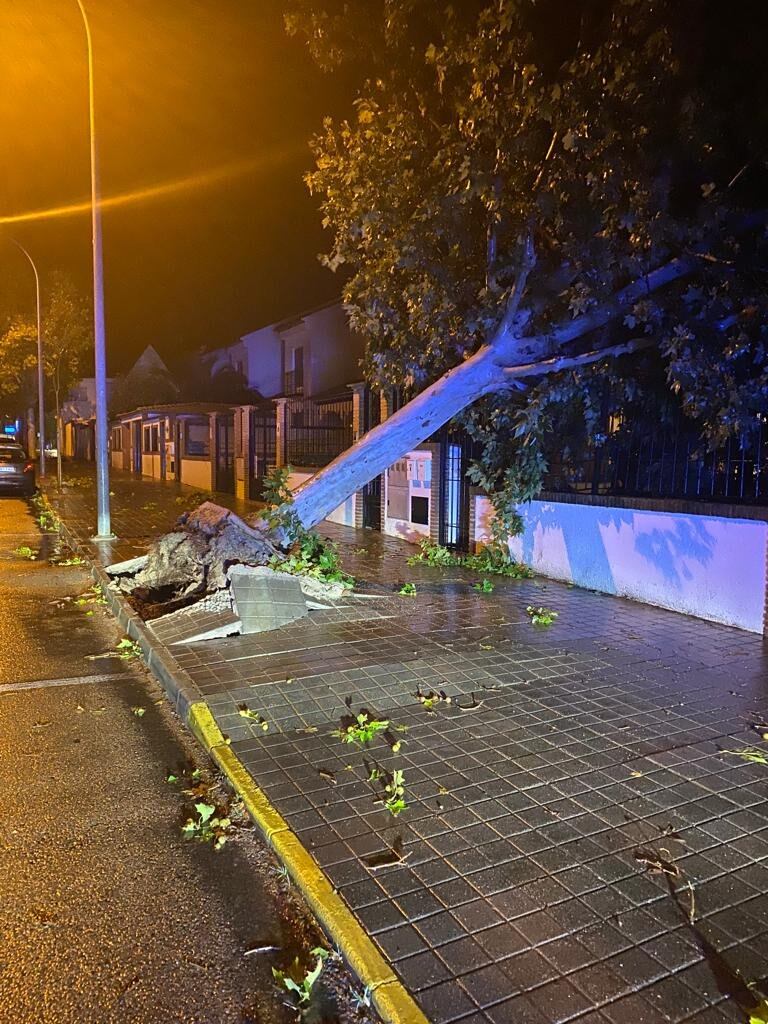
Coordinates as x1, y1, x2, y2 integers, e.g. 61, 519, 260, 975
183, 419, 210, 457
143, 423, 160, 453
411, 496, 429, 525
293, 347, 304, 389
111, 427, 123, 452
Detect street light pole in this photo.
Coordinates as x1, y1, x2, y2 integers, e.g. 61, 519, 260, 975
12, 240, 45, 477
75, 0, 112, 539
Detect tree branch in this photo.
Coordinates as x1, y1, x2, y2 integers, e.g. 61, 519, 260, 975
495, 231, 536, 339
531, 211, 767, 351
501, 336, 655, 380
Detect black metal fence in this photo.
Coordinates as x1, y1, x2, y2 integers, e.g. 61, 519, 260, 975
545, 417, 768, 504
285, 395, 353, 468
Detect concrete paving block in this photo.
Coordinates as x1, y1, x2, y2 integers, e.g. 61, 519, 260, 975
228, 565, 308, 634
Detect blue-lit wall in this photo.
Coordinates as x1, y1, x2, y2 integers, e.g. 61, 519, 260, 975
475, 496, 767, 633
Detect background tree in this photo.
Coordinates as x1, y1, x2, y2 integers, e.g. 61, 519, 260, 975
282, 0, 768, 533
0, 317, 38, 418
43, 273, 92, 485
0, 273, 91, 478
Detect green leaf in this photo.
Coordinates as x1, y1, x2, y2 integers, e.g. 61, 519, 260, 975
195, 802, 215, 824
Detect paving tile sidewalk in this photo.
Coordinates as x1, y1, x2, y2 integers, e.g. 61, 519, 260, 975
47, 466, 768, 1024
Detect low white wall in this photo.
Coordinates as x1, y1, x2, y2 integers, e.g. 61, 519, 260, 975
180, 459, 212, 491
384, 515, 429, 544
141, 454, 162, 480
382, 451, 432, 543
475, 495, 767, 633
110, 452, 122, 471
288, 470, 355, 527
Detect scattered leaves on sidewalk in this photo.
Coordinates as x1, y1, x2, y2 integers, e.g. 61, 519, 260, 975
116, 638, 142, 660
526, 605, 559, 626
473, 578, 494, 593
14, 545, 37, 560
181, 801, 232, 851
272, 948, 329, 1005
238, 704, 269, 731
50, 551, 86, 567
363, 835, 410, 870
382, 768, 407, 817
131, 706, 146, 718
332, 710, 390, 748
398, 582, 417, 596
724, 747, 768, 766
415, 687, 452, 711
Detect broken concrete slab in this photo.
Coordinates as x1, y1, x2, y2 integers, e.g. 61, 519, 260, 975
105, 554, 149, 577
148, 607, 242, 645
228, 565, 308, 634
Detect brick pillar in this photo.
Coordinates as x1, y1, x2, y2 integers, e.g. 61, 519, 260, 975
427, 442, 442, 544
208, 413, 218, 492
234, 405, 253, 500
350, 384, 366, 528
274, 399, 288, 468
467, 486, 479, 554
350, 383, 365, 441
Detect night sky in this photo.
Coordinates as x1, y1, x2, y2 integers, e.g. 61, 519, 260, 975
0, 0, 352, 372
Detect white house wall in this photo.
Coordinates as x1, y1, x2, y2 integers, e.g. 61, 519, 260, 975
210, 326, 283, 397
383, 451, 432, 543
474, 495, 767, 634
288, 470, 355, 527
240, 326, 283, 396
304, 304, 365, 397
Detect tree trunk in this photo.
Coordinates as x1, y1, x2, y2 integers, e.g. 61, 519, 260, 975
54, 386, 62, 490
290, 345, 506, 529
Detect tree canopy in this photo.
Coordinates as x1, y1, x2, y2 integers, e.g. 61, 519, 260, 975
287, 0, 768, 514
0, 272, 91, 422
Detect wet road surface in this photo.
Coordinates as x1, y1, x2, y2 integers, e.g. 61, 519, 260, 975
0, 497, 298, 1023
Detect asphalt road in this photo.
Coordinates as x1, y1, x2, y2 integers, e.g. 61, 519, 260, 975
0, 497, 301, 1023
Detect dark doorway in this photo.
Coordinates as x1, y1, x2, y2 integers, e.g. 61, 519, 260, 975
132, 421, 142, 474
362, 475, 382, 529
361, 387, 382, 530
215, 414, 235, 494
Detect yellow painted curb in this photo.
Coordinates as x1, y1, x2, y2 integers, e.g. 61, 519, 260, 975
186, 701, 430, 1024
188, 701, 225, 750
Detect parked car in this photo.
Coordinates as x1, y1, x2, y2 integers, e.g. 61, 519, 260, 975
0, 446, 36, 495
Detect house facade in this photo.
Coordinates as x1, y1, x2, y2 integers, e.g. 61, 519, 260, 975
92, 303, 768, 636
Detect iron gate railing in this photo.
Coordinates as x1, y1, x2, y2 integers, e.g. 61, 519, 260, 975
250, 405, 277, 498
285, 395, 353, 468
360, 387, 382, 529
544, 417, 768, 504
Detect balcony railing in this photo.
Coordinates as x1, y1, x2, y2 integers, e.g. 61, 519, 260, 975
283, 370, 303, 395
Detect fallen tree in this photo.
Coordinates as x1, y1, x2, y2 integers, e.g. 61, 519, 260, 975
126, 1, 768, 597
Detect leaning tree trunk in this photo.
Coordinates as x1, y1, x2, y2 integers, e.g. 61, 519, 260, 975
290, 345, 507, 530
288, 243, 716, 531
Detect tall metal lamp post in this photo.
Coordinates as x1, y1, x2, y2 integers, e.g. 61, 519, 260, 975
11, 240, 46, 477
75, 0, 112, 539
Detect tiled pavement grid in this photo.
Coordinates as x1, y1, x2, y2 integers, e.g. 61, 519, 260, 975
47, 468, 768, 1024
